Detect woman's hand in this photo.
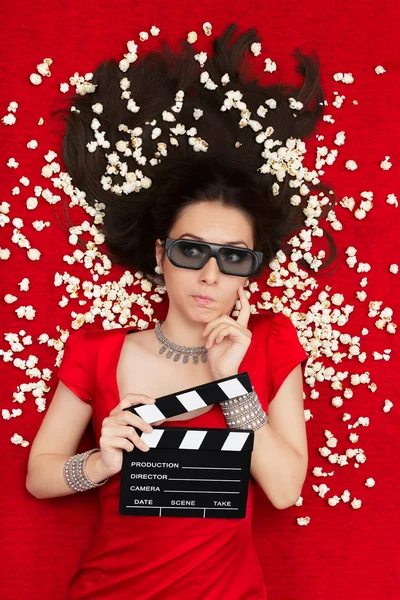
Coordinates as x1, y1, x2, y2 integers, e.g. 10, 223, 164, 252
202, 285, 252, 380
98, 393, 156, 478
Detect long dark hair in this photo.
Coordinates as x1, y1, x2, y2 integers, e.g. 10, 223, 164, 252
52, 23, 338, 287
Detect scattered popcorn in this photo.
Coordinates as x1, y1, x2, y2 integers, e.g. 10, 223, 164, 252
250, 42, 262, 57
19, 176, 30, 186
375, 65, 386, 74
150, 26, 160, 36
4, 294, 17, 303
332, 396, 343, 408
202, 22, 212, 36
38, 333, 50, 344
127, 40, 138, 54
264, 58, 277, 73
334, 131, 345, 146
11, 433, 30, 448
380, 156, 392, 170
365, 478, 375, 487
15, 305, 36, 320
341, 490, 351, 503
27, 248, 41, 261
8, 101, 18, 112
12, 217, 24, 228
1, 32, 396, 510
383, 399, 393, 413
327, 496, 341, 506
265, 99, 277, 109
92, 103, 103, 114
194, 52, 208, 67
38, 117, 44, 125
27, 139, 39, 149
345, 159, 358, 171
30, 73, 42, 85
60, 83, 69, 93
221, 73, 230, 86
7, 157, 19, 168
187, 31, 197, 44
19, 278, 30, 291
44, 150, 58, 162
0, 248, 11, 259
37, 58, 53, 77
2, 408, 23, 420
26, 197, 39, 210
32, 220, 50, 231
41, 165, 53, 178
297, 516, 310, 526
351, 498, 362, 509
312, 483, 330, 498
332, 94, 345, 109
333, 72, 354, 83
289, 97, 303, 110
2, 113, 17, 125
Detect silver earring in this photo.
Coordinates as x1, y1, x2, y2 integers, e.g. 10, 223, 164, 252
155, 265, 162, 274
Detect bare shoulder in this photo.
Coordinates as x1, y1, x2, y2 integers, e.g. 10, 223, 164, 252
120, 327, 159, 361
125, 327, 156, 348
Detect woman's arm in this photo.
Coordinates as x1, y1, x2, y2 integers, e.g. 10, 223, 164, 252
250, 364, 308, 509
26, 381, 109, 499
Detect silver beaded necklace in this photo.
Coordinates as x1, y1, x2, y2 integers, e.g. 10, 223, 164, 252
155, 320, 208, 364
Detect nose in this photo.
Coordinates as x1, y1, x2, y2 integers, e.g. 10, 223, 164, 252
199, 256, 220, 283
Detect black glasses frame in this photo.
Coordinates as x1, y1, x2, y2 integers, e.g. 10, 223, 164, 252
160, 237, 264, 277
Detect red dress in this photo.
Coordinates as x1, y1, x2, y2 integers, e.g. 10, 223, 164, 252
58, 312, 308, 600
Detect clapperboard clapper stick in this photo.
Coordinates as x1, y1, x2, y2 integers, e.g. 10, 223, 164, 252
119, 372, 255, 519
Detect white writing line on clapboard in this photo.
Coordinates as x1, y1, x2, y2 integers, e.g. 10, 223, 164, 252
168, 478, 241, 482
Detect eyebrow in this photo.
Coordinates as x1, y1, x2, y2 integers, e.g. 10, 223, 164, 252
178, 233, 249, 248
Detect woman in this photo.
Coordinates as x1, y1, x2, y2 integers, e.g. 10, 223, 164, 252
26, 23, 337, 599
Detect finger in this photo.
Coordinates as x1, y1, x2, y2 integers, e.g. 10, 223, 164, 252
206, 323, 246, 349
110, 393, 156, 416
100, 435, 136, 453
104, 425, 148, 439
118, 411, 154, 432
206, 320, 250, 348
205, 323, 230, 349
102, 430, 150, 452
236, 286, 251, 328
202, 315, 233, 339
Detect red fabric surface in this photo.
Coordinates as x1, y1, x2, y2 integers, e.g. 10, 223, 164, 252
1, 1, 399, 599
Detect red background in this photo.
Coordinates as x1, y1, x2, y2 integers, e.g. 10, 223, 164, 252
1, 1, 399, 599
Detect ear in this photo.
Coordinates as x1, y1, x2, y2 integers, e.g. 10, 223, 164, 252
155, 238, 164, 266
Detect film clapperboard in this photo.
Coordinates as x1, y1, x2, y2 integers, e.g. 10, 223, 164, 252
119, 372, 255, 519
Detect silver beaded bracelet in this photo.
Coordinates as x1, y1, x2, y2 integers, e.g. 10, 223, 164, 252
220, 388, 268, 431
63, 448, 109, 492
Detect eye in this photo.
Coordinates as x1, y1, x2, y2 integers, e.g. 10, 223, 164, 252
180, 242, 206, 257
220, 249, 246, 263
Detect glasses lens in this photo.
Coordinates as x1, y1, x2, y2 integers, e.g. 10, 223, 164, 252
170, 241, 210, 268
218, 247, 255, 276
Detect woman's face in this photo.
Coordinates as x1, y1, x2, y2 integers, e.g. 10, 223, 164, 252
155, 201, 254, 323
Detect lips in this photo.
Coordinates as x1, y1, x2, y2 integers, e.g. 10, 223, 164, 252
192, 296, 214, 305
193, 295, 214, 301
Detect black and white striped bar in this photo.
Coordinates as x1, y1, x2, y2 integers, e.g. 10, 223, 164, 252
124, 371, 252, 424
119, 426, 254, 518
